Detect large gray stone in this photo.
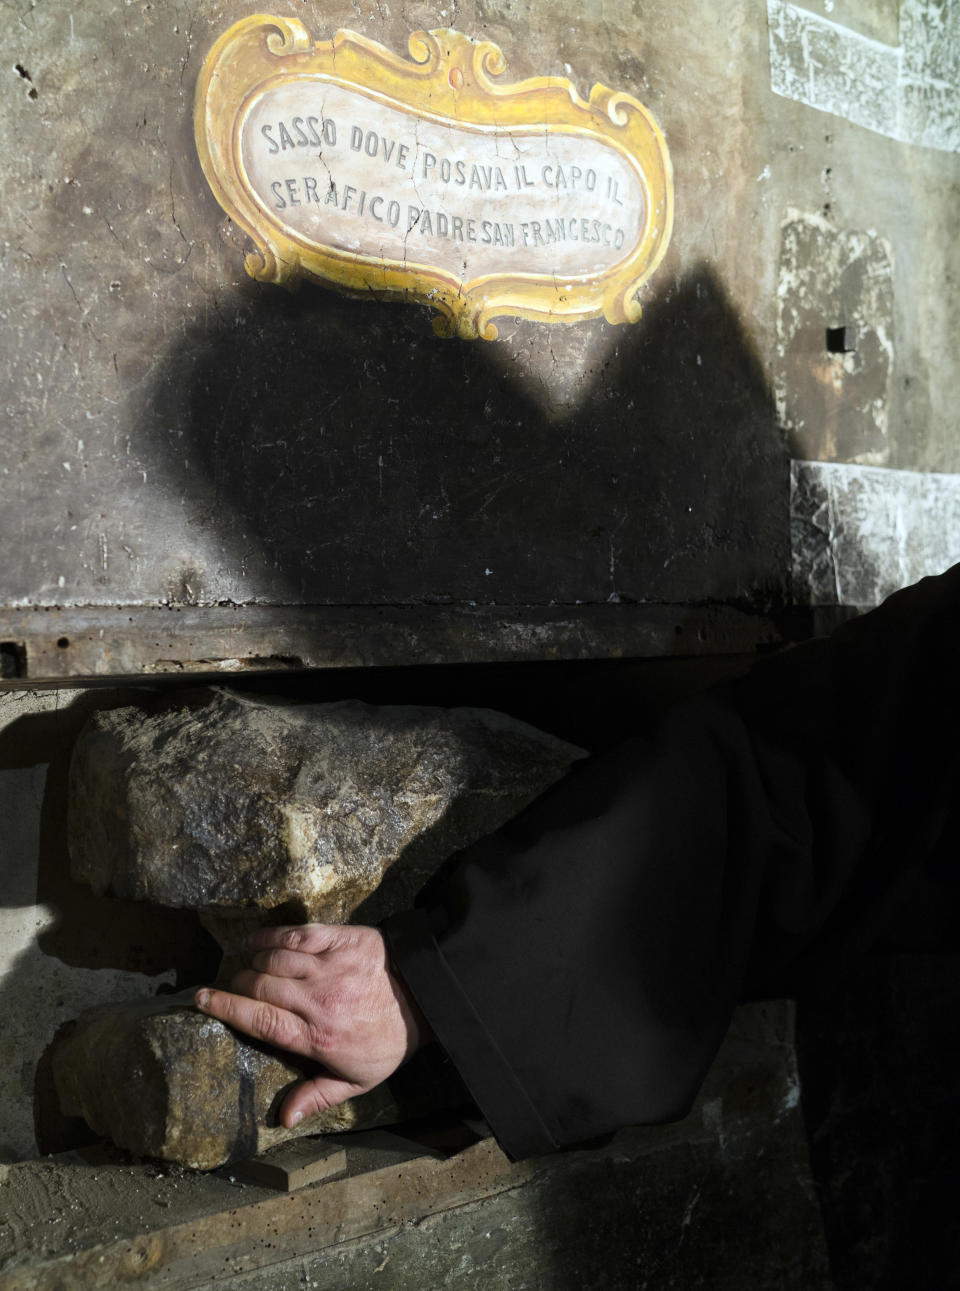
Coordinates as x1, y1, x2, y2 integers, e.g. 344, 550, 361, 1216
60, 692, 582, 1168
52, 991, 465, 1172
68, 691, 584, 956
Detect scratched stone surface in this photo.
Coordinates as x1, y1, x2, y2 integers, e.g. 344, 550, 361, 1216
769, 0, 960, 154
791, 460, 960, 606
2, 0, 957, 640
68, 689, 585, 956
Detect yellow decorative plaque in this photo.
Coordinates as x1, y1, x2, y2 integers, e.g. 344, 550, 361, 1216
196, 16, 674, 339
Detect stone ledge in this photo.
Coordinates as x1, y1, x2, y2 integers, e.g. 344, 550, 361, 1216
2, 1003, 833, 1291
0, 603, 789, 688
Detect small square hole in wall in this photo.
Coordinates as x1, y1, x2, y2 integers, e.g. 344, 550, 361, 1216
826, 325, 858, 354
0, 642, 27, 679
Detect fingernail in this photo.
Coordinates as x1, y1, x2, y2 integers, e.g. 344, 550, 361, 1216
195, 989, 211, 1010
290, 1110, 304, 1126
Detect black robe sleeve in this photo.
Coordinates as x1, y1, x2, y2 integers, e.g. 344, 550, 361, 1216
382, 565, 960, 1160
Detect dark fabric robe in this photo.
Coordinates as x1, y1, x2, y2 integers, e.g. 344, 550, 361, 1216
383, 565, 960, 1160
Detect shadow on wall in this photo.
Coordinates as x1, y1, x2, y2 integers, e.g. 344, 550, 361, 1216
134, 264, 790, 612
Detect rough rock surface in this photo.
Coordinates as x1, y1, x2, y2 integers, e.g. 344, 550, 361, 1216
60, 692, 582, 1168
68, 691, 584, 956
52, 991, 465, 1171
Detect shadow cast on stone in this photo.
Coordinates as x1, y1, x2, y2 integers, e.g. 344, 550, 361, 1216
135, 264, 790, 614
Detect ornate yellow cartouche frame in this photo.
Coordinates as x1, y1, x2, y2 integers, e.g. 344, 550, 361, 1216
195, 16, 674, 340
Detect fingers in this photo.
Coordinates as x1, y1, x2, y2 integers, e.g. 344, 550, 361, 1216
228, 968, 305, 1014
196, 924, 410, 1099
194, 986, 312, 1057
280, 1073, 361, 1128
249, 947, 313, 978
247, 924, 348, 956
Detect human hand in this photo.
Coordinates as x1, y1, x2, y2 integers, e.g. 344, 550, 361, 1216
194, 924, 432, 1128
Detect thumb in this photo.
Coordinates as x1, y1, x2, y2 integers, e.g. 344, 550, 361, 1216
280, 1073, 363, 1129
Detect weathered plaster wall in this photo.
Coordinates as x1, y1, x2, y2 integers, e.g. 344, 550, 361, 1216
2, 0, 957, 632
